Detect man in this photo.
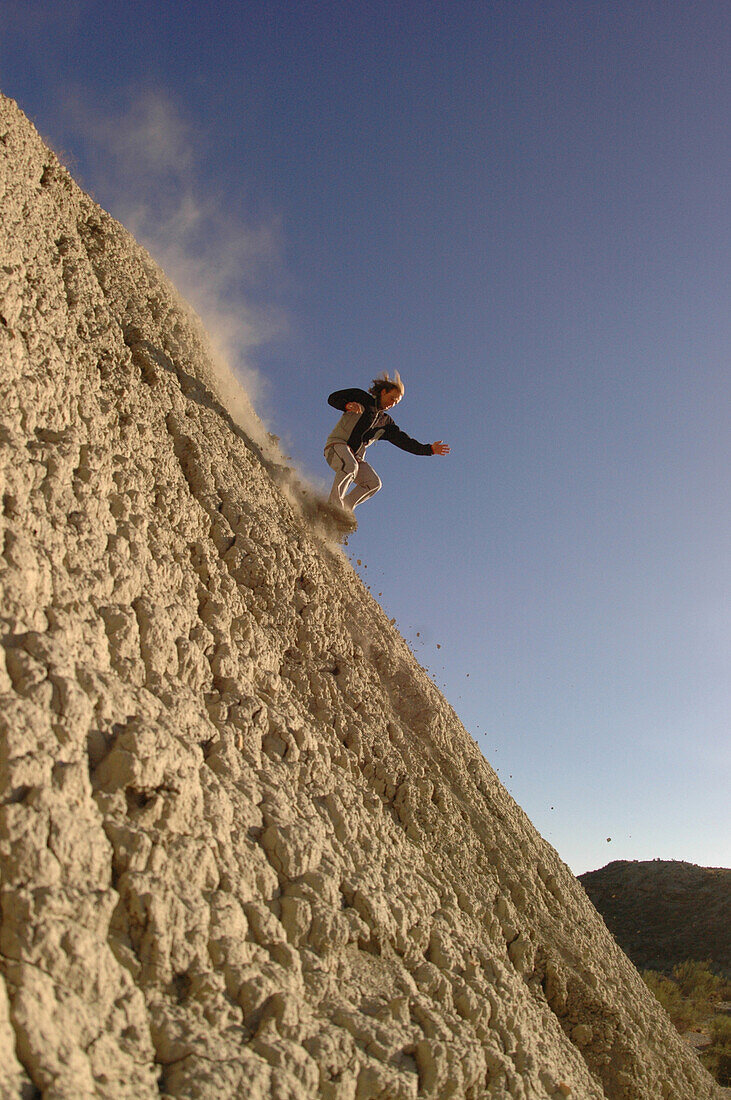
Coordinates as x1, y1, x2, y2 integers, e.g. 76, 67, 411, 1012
324, 372, 450, 517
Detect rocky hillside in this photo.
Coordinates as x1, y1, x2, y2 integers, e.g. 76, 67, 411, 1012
579, 861, 731, 976
0, 94, 722, 1099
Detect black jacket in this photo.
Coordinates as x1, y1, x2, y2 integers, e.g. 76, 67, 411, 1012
327, 388, 433, 457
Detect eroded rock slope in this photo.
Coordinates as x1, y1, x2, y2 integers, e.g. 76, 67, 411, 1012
0, 94, 722, 1100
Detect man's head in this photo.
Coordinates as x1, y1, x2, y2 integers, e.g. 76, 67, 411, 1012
370, 371, 404, 409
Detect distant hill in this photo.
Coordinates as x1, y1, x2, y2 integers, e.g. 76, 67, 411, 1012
579, 860, 731, 976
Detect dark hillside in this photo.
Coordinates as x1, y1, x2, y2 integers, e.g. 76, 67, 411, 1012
580, 860, 730, 976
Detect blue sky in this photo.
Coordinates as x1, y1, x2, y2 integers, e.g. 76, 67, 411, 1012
2, 1, 729, 874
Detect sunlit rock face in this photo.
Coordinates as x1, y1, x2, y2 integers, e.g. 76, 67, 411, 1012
0, 94, 721, 1100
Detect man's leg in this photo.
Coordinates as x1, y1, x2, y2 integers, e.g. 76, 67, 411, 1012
343, 460, 381, 510
325, 444, 358, 507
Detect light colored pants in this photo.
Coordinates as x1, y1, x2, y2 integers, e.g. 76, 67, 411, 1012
325, 443, 382, 510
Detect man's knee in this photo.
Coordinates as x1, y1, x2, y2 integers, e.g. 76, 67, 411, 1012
358, 465, 381, 493
326, 444, 357, 476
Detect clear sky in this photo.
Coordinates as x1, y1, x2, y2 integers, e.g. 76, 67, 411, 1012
3, 1, 729, 875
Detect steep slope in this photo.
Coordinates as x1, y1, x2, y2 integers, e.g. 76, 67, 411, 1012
0, 94, 721, 1100
580, 861, 731, 977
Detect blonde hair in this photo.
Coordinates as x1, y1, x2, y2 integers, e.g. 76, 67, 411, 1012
369, 371, 405, 399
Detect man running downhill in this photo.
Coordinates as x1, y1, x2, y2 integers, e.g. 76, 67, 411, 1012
324, 372, 450, 516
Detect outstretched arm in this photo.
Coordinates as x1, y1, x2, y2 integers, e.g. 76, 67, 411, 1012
382, 423, 449, 456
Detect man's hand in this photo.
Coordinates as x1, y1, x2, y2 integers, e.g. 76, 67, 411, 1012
345, 402, 364, 413
431, 441, 450, 455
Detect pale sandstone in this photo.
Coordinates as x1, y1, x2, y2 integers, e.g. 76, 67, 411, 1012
0, 94, 722, 1099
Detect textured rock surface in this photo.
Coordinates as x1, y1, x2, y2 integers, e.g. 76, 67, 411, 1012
0, 94, 722, 1099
